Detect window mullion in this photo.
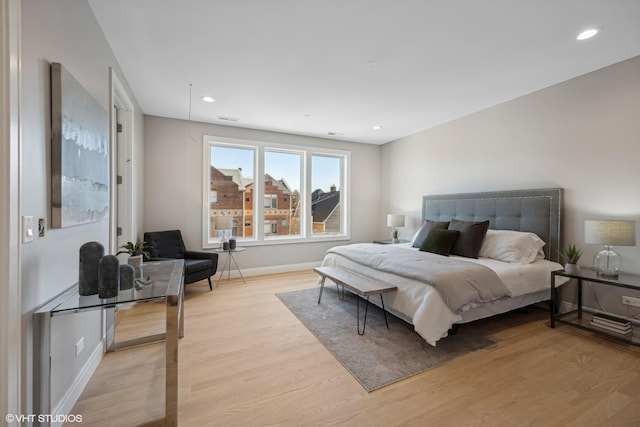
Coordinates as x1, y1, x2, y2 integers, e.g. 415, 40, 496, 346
256, 146, 265, 241
304, 151, 313, 238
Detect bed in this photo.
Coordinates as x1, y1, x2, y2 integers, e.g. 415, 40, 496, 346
321, 188, 570, 345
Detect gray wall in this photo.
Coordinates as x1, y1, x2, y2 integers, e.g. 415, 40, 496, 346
381, 55, 640, 313
20, 0, 143, 414
144, 115, 382, 273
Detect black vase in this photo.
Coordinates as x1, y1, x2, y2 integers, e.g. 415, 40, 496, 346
98, 255, 120, 298
79, 241, 104, 295
119, 264, 135, 290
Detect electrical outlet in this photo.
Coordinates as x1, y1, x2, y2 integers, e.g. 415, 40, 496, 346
75, 337, 85, 357
622, 296, 640, 308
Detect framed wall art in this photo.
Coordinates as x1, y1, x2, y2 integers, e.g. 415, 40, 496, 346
51, 62, 109, 228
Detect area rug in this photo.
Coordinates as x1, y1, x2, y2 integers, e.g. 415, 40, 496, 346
276, 286, 499, 392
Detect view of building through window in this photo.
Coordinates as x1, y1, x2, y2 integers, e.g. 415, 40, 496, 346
264, 150, 301, 238
311, 155, 341, 235
209, 145, 254, 240
207, 139, 346, 243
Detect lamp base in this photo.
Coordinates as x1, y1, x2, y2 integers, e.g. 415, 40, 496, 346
596, 270, 619, 280
593, 246, 622, 280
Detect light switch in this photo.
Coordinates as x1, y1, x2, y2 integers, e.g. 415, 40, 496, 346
22, 216, 34, 243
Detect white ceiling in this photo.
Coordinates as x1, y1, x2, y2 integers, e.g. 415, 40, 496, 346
88, 0, 640, 145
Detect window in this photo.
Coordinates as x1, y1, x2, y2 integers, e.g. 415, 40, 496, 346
263, 220, 278, 235
203, 135, 349, 247
263, 194, 277, 209
311, 155, 343, 236
206, 143, 255, 241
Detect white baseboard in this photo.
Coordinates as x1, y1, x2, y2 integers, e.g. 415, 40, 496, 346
215, 261, 321, 280
559, 301, 575, 313
51, 342, 103, 426
559, 302, 640, 326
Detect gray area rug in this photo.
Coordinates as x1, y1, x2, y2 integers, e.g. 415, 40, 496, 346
277, 286, 499, 392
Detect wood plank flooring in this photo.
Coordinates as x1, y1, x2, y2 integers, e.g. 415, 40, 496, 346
68, 270, 640, 426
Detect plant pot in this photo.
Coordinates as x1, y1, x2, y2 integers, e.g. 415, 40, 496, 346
128, 255, 143, 268
564, 263, 580, 274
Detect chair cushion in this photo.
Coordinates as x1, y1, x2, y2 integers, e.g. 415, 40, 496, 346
184, 258, 214, 274
144, 230, 187, 259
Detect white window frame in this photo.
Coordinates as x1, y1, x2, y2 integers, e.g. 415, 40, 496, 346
202, 135, 350, 248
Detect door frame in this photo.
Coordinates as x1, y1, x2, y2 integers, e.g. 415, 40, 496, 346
1, 0, 22, 420
109, 68, 135, 253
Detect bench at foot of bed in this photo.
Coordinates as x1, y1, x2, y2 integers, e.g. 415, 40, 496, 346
314, 266, 397, 335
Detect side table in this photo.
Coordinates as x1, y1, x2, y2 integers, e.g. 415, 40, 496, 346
214, 247, 247, 284
551, 267, 640, 346
373, 239, 409, 245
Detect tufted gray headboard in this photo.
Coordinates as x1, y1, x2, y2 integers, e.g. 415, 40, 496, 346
422, 188, 563, 262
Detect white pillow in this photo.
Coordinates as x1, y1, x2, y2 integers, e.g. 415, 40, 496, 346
479, 229, 545, 264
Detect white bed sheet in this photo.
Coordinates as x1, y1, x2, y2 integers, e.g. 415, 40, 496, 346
320, 243, 569, 346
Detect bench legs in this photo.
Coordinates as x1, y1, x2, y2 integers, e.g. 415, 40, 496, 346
318, 278, 390, 335
356, 295, 390, 335
317, 278, 345, 303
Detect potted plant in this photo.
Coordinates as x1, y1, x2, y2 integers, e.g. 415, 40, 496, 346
560, 244, 582, 274
116, 240, 151, 268
392, 228, 400, 244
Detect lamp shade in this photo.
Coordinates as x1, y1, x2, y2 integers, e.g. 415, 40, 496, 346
584, 220, 636, 246
386, 214, 405, 228
215, 215, 233, 230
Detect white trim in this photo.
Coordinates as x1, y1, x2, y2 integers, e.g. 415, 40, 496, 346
50, 342, 103, 427
109, 67, 136, 253
0, 0, 22, 421
215, 261, 322, 280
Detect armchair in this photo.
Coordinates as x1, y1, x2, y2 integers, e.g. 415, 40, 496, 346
143, 230, 218, 290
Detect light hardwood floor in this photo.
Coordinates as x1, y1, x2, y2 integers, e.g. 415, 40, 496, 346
69, 270, 640, 426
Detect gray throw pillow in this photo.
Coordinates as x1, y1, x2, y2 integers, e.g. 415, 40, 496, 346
419, 229, 461, 256
448, 219, 490, 258
411, 220, 450, 248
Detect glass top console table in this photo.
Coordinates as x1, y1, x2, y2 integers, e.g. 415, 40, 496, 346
34, 259, 184, 426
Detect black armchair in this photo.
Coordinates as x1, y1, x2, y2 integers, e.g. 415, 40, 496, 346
143, 230, 218, 290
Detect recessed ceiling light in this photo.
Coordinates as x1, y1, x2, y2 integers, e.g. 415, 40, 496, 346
201, 96, 215, 103
577, 28, 599, 41
372, 125, 383, 130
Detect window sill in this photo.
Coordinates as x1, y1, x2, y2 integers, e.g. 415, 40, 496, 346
203, 234, 350, 249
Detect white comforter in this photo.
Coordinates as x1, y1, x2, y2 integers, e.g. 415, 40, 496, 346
321, 243, 568, 346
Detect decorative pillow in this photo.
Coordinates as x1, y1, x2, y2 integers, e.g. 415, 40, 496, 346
411, 220, 450, 248
419, 229, 460, 256
479, 229, 546, 264
448, 219, 490, 258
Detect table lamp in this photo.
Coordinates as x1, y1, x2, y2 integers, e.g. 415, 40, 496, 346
215, 215, 233, 248
387, 214, 405, 243
584, 220, 636, 279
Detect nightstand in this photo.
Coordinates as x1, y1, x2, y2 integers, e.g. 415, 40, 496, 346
373, 239, 410, 245
551, 268, 640, 346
